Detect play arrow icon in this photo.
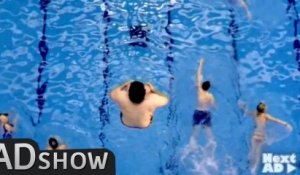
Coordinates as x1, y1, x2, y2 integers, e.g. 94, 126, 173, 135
287, 163, 296, 173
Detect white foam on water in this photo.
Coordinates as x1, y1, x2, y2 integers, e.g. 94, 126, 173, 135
180, 139, 239, 175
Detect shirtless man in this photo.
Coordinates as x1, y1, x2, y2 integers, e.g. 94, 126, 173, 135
190, 58, 215, 144
47, 137, 67, 150
230, 0, 252, 20
240, 102, 293, 174
110, 81, 169, 128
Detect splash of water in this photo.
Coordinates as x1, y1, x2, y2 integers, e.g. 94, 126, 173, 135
180, 139, 239, 175
180, 139, 219, 175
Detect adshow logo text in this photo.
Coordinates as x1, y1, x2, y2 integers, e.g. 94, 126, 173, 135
262, 153, 297, 174
0, 139, 115, 175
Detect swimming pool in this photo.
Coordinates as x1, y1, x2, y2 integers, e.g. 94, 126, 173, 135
0, 0, 299, 174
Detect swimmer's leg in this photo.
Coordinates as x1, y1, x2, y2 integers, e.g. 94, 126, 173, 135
189, 125, 201, 145
205, 126, 215, 142
181, 125, 201, 161
249, 137, 263, 175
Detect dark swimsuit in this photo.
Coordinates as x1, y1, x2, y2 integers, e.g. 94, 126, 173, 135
120, 113, 153, 128
193, 110, 212, 127
3, 132, 12, 139
2, 123, 13, 139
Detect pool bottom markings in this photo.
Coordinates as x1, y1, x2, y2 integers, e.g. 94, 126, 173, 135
98, 0, 111, 147
162, 2, 180, 174
32, 0, 51, 126
293, 20, 300, 71
227, 8, 243, 123
285, 0, 300, 71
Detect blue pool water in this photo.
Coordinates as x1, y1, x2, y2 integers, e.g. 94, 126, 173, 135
0, 0, 300, 174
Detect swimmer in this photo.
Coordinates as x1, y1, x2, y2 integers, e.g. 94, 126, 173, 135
239, 101, 293, 175
0, 113, 16, 139
3, 123, 15, 139
189, 58, 215, 145
47, 137, 67, 150
110, 80, 169, 128
229, 0, 252, 20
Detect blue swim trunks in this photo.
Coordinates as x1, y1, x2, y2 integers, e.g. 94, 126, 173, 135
3, 132, 12, 139
193, 110, 212, 127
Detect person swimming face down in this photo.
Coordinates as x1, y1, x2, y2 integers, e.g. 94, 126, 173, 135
202, 81, 211, 91
128, 81, 146, 104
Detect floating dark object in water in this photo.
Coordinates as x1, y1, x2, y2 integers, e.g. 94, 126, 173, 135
129, 25, 150, 48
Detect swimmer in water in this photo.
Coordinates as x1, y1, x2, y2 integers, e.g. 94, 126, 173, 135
229, 0, 252, 20
111, 80, 169, 128
3, 123, 15, 139
239, 101, 293, 175
0, 113, 16, 139
189, 58, 215, 144
47, 137, 67, 150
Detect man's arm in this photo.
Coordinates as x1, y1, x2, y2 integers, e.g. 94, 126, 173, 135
267, 115, 293, 131
197, 58, 204, 86
146, 84, 169, 107
111, 81, 131, 101
154, 93, 169, 107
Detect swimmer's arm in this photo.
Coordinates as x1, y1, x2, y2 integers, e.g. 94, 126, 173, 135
120, 81, 132, 91
239, 103, 255, 117
154, 93, 169, 107
267, 115, 293, 130
197, 58, 204, 88
58, 144, 67, 150
145, 83, 169, 107
245, 110, 255, 117
238, 0, 252, 19
146, 83, 166, 97
146, 83, 156, 93
110, 81, 131, 100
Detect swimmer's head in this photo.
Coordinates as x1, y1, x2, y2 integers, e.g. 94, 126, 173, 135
49, 137, 59, 150
202, 81, 211, 91
0, 113, 9, 123
256, 102, 267, 114
128, 81, 146, 104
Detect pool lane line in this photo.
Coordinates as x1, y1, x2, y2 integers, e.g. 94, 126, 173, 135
98, 0, 111, 147
227, 8, 243, 124
287, 0, 299, 16
287, 0, 300, 71
165, 2, 176, 125
294, 20, 300, 71
162, 2, 180, 174
31, 0, 51, 126
228, 8, 239, 62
